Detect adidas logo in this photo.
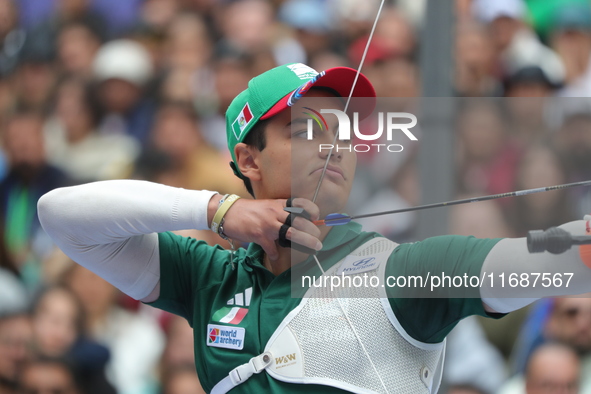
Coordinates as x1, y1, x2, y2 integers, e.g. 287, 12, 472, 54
226, 287, 252, 307
212, 287, 252, 325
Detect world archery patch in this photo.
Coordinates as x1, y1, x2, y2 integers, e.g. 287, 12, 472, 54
207, 324, 245, 350
232, 103, 254, 140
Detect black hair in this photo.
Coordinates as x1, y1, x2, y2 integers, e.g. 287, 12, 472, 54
240, 118, 269, 198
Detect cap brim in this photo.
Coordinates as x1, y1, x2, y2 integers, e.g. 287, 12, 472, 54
261, 67, 376, 120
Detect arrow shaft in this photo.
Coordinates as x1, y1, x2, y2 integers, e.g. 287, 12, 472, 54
322, 180, 591, 224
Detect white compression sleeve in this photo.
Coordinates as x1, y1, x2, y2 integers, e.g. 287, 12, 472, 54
38, 180, 218, 300
480, 219, 591, 313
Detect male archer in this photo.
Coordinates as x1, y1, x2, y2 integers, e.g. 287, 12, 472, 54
38, 63, 591, 393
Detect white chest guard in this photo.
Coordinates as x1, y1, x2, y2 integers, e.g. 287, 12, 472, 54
213, 238, 446, 394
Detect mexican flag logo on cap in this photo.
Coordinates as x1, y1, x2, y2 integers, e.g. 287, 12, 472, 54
231, 103, 254, 140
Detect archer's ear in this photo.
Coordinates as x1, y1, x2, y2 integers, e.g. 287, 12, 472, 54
234, 143, 262, 182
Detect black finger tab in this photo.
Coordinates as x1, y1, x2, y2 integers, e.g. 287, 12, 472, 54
278, 223, 291, 248
278, 212, 316, 255
283, 206, 311, 221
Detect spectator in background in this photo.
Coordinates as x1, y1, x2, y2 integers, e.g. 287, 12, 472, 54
506, 144, 574, 236
545, 297, 591, 356
139, 0, 180, 34
0, 312, 32, 394
499, 342, 581, 394
160, 315, 195, 371
163, 13, 211, 73
525, 343, 580, 394
149, 101, 244, 195
554, 112, 591, 218
373, 58, 419, 104
443, 316, 508, 394
31, 286, 84, 358
17, 357, 80, 394
456, 101, 520, 197
93, 39, 156, 144
200, 56, 251, 152
504, 66, 557, 151
332, 0, 382, 43
450, 199, 514, 240
506, 296, 591, 393
504, 65, 559, 98
278, 0, 332, 64
44, 77, 139, 182
30, 286, 115, 394
472, 0, 565, 88
347, 7, 416, 87
13, 42, 56, 113
62, 263, 164, 394
352, 153, 419, 243
455, 22, 500, 97
88, 0, 142, 37
215, 0, 276, 59
308, 51, 349, 76
0, 110, 70, 290
0, 226, 28, 317
159, 12, 219, 144
0, 0, 26, 78
550, 3, 591, 97
159, 315, 205, 394
26, 0, 106, 75
161, 365, 205, 394
55, 21, 102, 78
370, 8, 416, 60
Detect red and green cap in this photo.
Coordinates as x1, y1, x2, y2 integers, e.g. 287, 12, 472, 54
226, 63, 376, 178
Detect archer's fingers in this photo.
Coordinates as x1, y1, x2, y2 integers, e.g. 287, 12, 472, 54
289, 198, 320, 222
291, 216, 321, 239
287, 227, 323, 252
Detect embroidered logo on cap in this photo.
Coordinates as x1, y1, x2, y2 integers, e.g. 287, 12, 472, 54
287, 71, 325, 107
287, 63, 319, 80
232, 103, 254, 139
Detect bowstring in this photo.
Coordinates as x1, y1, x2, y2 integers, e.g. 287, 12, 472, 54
311, 0, 386, 203
310, 2, 390, 393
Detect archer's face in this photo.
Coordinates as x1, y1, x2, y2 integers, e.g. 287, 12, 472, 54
256, 90, 357, 217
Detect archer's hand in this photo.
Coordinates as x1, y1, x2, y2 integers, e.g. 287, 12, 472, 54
221, 198, 322, 260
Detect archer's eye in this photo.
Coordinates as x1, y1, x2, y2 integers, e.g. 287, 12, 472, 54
293, 130, 310, 139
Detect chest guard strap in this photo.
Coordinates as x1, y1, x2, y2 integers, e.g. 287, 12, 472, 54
211, 352, 273, 393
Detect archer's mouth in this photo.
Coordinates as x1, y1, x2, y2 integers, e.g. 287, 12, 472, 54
310, 165, 345, 181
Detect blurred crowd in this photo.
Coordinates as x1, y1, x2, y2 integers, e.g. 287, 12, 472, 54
1, 0, 591, 393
